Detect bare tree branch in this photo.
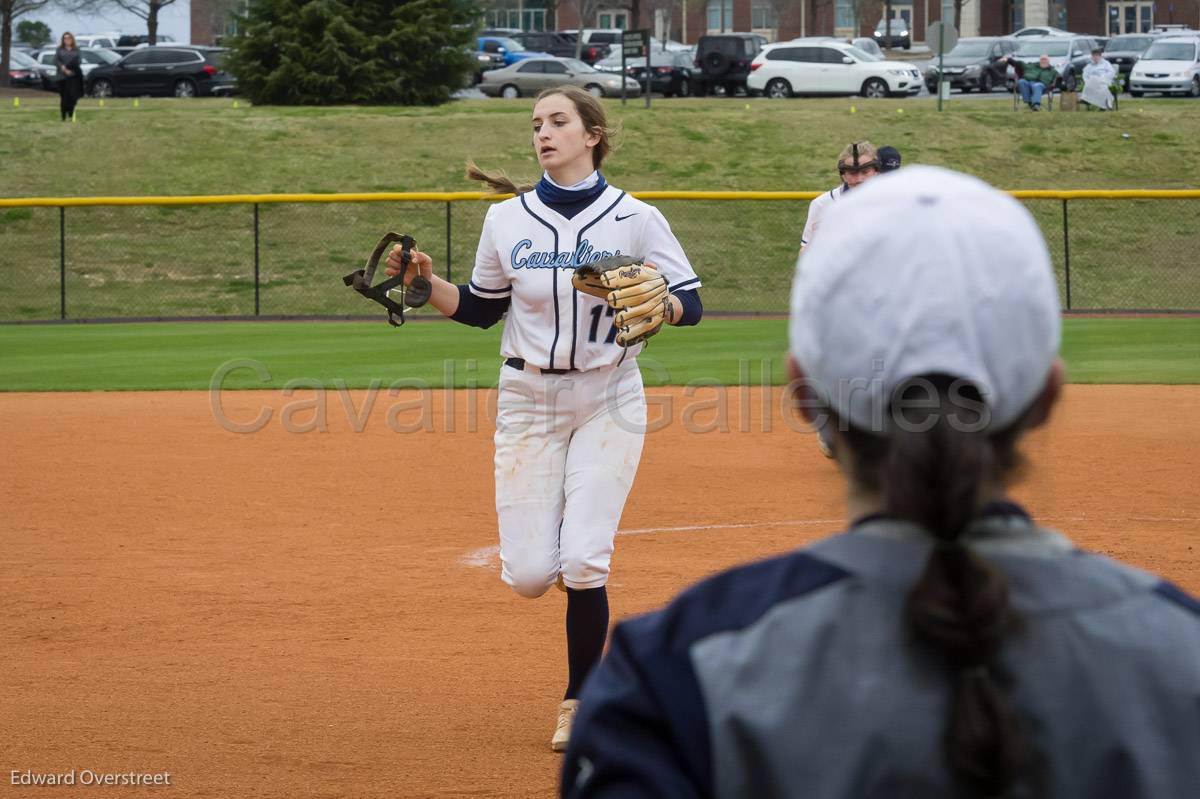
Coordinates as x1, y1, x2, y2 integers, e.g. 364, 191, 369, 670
559, 0, 611, 58
66, 0, 180, 42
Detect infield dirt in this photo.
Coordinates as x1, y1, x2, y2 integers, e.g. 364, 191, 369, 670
3, 385, 1197, 797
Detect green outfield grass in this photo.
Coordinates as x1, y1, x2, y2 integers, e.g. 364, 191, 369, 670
3, 96, 1200, 196
0, 317, 1196, 391
2, 96, 1199, 320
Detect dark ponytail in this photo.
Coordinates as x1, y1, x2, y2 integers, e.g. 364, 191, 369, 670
843, 374, 1027, 797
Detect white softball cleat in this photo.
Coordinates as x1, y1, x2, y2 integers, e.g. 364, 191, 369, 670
551, 699, 580, 752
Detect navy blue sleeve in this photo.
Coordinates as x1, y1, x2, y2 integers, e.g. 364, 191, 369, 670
560, 622, 706, 799
449, 284, 510, 329
673, 288, 702, 327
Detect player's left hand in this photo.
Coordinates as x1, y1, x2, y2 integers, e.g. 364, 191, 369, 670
572, 256, 670, 346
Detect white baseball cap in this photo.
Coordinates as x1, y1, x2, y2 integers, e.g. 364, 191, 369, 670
789, 166, 1061, 433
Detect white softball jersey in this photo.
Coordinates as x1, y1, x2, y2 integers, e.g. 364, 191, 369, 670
800, 184, 847, 249
468, 186, 701, 371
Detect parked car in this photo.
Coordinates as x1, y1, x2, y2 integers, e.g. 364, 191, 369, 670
478, 56, 640, 98
76, 33, 121, 49
472, 47, 506, 83
692, 32, 767, 96
924, 36, 1018, 92
1129, 35, 1200, 96
1103, 32, 1167, 90
851, 37, 884, 59
7, 49, 49, 89
86, 46, 236, 97
748, 40, 923, 98
117, 34, 176, 47
1013, 26, 1072, 37
552, 29, 628, 64
478, 27, 522, 38
873, 18, 911, 49
477, 36, 548, 66
34, 46, 121, 89
622, 50, 697, 97
1009, 34, 1100, 79
512, 31, 577, 58
594, 38, 695, 72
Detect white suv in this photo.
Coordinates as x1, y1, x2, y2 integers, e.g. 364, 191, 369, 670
75, 33, 121, 49
1129, 35, 1200, 97
747, 41, 922, 98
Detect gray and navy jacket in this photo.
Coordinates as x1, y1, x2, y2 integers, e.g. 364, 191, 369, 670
562, 508, 1200, 798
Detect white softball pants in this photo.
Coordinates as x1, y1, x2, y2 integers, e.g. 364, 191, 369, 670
494, 358, 647, 597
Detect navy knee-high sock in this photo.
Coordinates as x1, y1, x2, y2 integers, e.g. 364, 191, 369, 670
564, 586, 609, 701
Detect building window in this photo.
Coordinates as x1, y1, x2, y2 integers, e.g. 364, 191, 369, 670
598, 9, 628, 28
707, 0, 734, 31
1049, 0, 1068, 29
486, 1, 548, 31
835, 0, 854, 29
1009, 0, 1025, 32
751, 1, 777, 29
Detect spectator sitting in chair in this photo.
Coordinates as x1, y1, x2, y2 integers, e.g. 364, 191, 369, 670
1004, 53, 1058, 111
1081, 48, 1116, 111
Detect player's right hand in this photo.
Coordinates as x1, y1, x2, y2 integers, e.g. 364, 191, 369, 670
385, 245, 434, 286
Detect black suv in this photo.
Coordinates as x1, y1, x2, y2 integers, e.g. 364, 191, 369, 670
512, 31, 577, 59
692, 33, 767, 96
86, 47, 236, 98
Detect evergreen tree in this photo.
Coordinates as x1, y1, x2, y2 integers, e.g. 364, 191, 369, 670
227, 0, 480, 105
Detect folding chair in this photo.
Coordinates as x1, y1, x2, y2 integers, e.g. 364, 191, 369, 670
1011, 77, 1059, 110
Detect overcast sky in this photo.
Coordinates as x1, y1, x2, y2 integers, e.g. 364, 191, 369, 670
22, 1, 191, 44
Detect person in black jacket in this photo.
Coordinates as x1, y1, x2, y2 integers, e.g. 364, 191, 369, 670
55, 32, 85, 122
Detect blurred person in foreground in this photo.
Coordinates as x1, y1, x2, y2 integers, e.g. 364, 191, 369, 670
561, 166, 1200, 799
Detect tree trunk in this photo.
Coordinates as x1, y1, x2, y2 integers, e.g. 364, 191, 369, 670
2, 7, 13, 90
148, 0, 160, 45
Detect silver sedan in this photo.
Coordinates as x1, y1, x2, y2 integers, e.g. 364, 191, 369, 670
479, 56, 642, 98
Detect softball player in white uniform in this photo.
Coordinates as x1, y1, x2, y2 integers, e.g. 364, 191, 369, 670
800, 140, 882, 459
800, 140, 881, 253
385, 86, 702, 752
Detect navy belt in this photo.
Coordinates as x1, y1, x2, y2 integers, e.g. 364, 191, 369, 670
505, 357, 574, 375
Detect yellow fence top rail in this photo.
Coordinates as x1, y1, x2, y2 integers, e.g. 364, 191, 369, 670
2, 189, 1199, 208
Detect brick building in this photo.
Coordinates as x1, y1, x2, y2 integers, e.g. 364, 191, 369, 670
494, 0, 1199, 43
191, 0, 1200, 47
191, 0, 246, 46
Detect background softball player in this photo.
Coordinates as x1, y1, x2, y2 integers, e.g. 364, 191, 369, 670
562, 167, 1200, 797
799, 140, 882, 254
385, 85, 702, 752
800, 140, 884, 459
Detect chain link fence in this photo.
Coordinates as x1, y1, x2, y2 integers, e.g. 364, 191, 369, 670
1, 192, 1197, 322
